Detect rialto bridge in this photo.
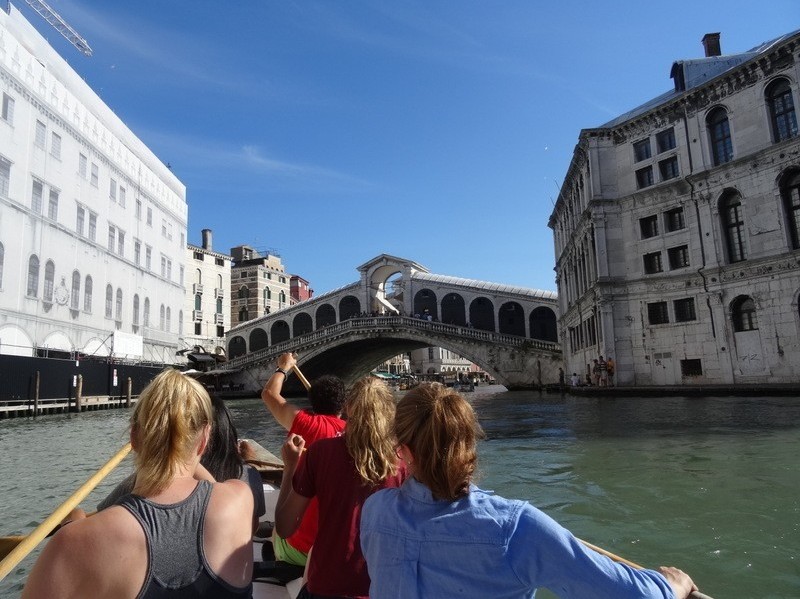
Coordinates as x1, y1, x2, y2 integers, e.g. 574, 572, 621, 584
223, 255, 561, 391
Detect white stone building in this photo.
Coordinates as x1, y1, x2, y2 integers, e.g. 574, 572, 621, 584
409, 347, 473, 376
0, 5, 187, 363
549, 31, 800, 386
183, 229, 231, 355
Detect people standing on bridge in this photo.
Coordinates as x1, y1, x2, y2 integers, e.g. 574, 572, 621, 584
23, 369, 254, 599
261, 352, 346, 567
361, 383, 698, 599
275, 376, 408, 599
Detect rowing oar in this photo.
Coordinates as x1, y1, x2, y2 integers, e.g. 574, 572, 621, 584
578, 538, 714, 599
0, 443, 132, 579
292, 364, 311, 391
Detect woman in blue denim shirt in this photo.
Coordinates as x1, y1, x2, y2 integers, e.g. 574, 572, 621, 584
361, 383, 698, 599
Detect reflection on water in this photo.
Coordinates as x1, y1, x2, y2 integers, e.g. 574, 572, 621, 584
1, 387, 798, 598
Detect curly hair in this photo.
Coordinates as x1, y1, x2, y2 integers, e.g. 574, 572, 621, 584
308, 375, 346, 415
344, 376, 398, 486
131, 369, 213, 496
394, 383, 483, 501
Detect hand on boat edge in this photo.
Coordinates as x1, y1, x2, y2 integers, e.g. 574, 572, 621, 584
659, 565, 698, 599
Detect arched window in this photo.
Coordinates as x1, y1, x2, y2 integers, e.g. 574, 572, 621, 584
43, 260, 55, 303
194, 294, 202, 310
159, 304, 166, 330
84, 275, 93, 312
105, 284, 113, 318
279, 290, 286, 306
178, 310, 183, 336
70, 270, 80, 310
166, 307, 171, 332
265, 287, 272, 300
27, 255, 40, 297
216, 298, 222, 314
217, 274, 222, 289
721, 191, 747, 263
780, 170, 800, 250
115, 288, 123, 322
196, 268, 202, 284
707, 106, 733, 165
766, 78, 797, 143
0, 242, 4, 288
143, 297, 150, 327
133, 294, 140, 325
731, 296, 758, 332
238, 285, 249, 299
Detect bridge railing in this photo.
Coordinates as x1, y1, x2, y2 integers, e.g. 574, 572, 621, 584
225, 316, 560, 371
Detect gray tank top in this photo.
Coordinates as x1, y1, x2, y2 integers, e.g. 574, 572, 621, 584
118, 480, 252, 599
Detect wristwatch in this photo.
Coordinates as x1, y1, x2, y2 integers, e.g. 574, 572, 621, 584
275, 367, 289, 376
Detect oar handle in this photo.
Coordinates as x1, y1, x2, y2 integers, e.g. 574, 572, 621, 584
578, 538, 715, 599
292, 365, 311, 391
0, 443, 132, 581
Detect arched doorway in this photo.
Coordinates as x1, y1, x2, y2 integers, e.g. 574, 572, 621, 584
316, 304, 336, 329
441, 293, 466, 326
293, 312, 313, 337
469, 297, 495, 331
530, 307, 558, 342
498, 301, 525, 336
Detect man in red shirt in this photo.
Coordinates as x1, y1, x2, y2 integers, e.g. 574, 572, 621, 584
261, 352, 346, 566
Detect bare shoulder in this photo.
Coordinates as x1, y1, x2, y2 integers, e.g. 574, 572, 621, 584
210, 478, 253, 510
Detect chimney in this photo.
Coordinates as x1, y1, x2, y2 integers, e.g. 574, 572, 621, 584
201, 228, 212, 251
702, 33, 721, 57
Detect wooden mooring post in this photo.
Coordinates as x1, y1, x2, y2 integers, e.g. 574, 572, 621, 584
33, 371, 40, 417
126, 377, 132, 408
75, 374, 83, 412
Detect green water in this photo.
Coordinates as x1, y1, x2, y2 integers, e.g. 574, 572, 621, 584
1, 388, 798, 597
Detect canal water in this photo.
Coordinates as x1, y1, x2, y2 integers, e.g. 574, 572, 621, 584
1, 386, 798, 598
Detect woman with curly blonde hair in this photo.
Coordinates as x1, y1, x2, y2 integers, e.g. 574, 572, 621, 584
275, 376, 407, 599
361, 383, 698, 599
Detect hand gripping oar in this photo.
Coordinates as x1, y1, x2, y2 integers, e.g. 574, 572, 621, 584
0, 443, 132, 580
578, 538, 714, 599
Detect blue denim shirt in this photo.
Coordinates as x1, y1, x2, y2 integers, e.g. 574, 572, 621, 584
361, 477, 675, 599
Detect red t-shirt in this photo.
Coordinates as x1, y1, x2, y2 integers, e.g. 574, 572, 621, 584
285, 410, 346, 553
293, 435, 407, 598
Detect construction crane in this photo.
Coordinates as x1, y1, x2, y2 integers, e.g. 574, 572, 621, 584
21, 0, 92, 56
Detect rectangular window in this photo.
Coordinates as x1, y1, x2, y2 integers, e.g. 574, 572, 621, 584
656, 127, 676, 153
659, 156, 679, 180
636, 166, 654, 189
88, 213, 97, 241
161, 219, 168, 238
674, 298, 696, 322
31, 179, 43, 213
179, 265, 184, 286
117, 230, 125, 256
194, 251, 204, 261
643, 251, 663, 274
195, 322, 202, 335
216, 325, 224, 337
47, 188, 59, 220
668, 245, 690, 269
0, 156, 10, 196
147, 207, 153, 226
78, 153, 87, 178
215, 258, 224, 266
640, 215, 659, 238
50, 133, 61, 159
35, 120, 46, 149
135, 199, 142, 220
633, 139, 651, 162
167, 259, 172, 281
647, 301, 669, 325
108, 225, 116, 252
145, 246, 152, 270
1, 93, 14, 124
76, 205, 85, 235
90, 163, 99, 187
134, 240, 141, 265
109, 178, 117, 202
119, 186, 126, 208
664, 207, 685, 232
161, 255, 167, 278
681, 359, 703, 376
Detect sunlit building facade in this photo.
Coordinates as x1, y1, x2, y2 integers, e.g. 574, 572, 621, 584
549, 31, 800, 385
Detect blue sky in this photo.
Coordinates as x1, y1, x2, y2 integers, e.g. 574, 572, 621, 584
16, 1, 798, 294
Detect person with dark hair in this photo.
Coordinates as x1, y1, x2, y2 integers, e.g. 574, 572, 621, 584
361, 383, 699, 599
261, 352, 346, 567
275, 377, 407, 599
96, 392, 265, 531
24, 369, 254, 599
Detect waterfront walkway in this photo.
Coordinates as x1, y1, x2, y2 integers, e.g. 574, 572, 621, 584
560, 383, 800, 397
